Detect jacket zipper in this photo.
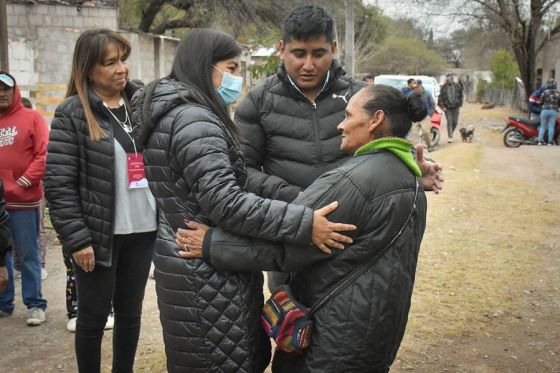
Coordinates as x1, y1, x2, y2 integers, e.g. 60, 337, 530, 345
311, 104, 323, 162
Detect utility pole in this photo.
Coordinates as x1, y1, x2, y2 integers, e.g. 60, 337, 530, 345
344, 0, 354, 77
0, 0, 8, 71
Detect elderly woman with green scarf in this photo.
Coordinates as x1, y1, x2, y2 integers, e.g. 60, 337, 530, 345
180, 85, 429, 373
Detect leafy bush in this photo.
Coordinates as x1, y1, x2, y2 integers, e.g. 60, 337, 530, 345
489, 49, 519, 89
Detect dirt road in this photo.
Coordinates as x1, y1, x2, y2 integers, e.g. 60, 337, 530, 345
0, 103, 558, 372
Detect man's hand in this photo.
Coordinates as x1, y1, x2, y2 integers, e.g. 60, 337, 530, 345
0, 266, 7, 293
177, 221, 209, 259
416, 144, 444, 194
312, 202, 356, 254
73, 246, 95, 272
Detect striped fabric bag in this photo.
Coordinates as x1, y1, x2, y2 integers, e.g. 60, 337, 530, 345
261, 285, 312, 353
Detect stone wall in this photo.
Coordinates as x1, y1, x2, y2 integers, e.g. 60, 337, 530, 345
6, 3, 178, 121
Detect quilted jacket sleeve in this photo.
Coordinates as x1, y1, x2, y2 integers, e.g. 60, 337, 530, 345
235, 88, 301, 202
44, 109, 92, 254
170, 110, 313, 245
206, 169, 365, 272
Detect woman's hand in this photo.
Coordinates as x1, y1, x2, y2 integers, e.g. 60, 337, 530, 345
312, 201, 356, 254
416, 144, 444, 194
176, 221, 209, 259
73, 246, 95, 272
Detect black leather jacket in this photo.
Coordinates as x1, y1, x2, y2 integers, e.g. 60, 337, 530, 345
206, 149, 427, 372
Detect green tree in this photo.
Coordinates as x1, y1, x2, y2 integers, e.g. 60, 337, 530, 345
365, 36, 447, 76
489, 49, 519, 89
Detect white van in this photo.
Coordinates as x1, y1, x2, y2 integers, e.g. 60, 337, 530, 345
374, 74, 440, 102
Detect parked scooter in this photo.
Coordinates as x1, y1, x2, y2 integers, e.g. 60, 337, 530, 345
501, 115, 560, 147
430, 111, 442, 147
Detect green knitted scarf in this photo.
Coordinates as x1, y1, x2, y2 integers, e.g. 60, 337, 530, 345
354, 137, 421, 176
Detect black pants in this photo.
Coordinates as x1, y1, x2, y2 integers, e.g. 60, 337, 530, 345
445, 107, 460, 138
74, 231, 155, 373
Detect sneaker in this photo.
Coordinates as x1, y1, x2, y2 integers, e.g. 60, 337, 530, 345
41, 268, 48, 280
104, 314, 114, 330
448, 138, 454, 143
537, 142, 543, 145
66, 317, 77, 333
0, 309, 13, 317
26, 308, 46, 326
547, 143, 553, 146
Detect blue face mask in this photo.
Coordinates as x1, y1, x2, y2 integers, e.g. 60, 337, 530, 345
213, 65, 243, 105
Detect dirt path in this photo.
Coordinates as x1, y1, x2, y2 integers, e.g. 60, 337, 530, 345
0, 103, 558, 372
393, 104, 560, 372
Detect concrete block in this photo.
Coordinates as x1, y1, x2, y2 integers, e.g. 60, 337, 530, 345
73, 17, 84, 29
51, 16, 63, 27
29, 14, 43, 27
55, 6, 66, 16
35, 5, 49, 15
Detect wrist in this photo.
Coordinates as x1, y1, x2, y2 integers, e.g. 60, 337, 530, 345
16, 176, 31, 190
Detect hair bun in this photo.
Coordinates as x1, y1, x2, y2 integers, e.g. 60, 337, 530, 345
406, 92, 427, 122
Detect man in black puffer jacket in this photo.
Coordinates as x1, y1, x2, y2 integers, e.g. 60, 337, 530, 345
237, 5, 364, 203
183, 85, 429, 372
238, 5, 441, 291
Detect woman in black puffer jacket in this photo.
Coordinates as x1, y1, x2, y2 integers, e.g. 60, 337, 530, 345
131, 29, 355, 373
44, 29, 157, 372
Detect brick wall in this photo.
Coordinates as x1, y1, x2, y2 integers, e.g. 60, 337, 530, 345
7, 3, 178, 121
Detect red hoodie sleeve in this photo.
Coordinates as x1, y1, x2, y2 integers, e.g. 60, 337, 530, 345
17, 111, 48, 189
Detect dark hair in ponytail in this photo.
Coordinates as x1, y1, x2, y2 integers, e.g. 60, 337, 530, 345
140, 28, 241, 145
361, 85, 427, 137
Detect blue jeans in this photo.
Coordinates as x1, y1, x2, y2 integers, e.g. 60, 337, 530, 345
0, 209, 47, 312
538, 109, 558, 144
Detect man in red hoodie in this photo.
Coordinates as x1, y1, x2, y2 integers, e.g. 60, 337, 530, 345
0, 71, 48, 326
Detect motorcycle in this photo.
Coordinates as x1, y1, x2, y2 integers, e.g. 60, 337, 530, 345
501, 115, 560, 147
430, 111, 442, 147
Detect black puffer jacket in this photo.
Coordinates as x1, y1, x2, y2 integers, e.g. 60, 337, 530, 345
236, 61, 365, 202
44, 83, 140, 266
206, 149, 427, 372
131, 78, 315, 373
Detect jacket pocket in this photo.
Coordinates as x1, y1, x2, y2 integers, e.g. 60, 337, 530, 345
0, 170, 24, 203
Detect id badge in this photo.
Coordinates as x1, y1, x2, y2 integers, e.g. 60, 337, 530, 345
127, 153, 149, 189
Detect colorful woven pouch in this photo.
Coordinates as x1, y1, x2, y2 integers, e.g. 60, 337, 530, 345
261, 285, 313, 353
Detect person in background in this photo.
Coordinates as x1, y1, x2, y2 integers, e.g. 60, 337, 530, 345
44, 29, 156, 372
529, 85, 545, 121
401, 78, 417, 97
438, 73, 463, 143
0, 71, 49, 326
415, 80, 436, 152
363, 74, 374, 86
0, 181, 11, 294
233, 4, 443, 291
13, 97, 49, 281
537, 79, 559, 146
179, 85, 429, 373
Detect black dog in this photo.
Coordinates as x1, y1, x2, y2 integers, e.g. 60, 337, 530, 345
460, 125, 474, 143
